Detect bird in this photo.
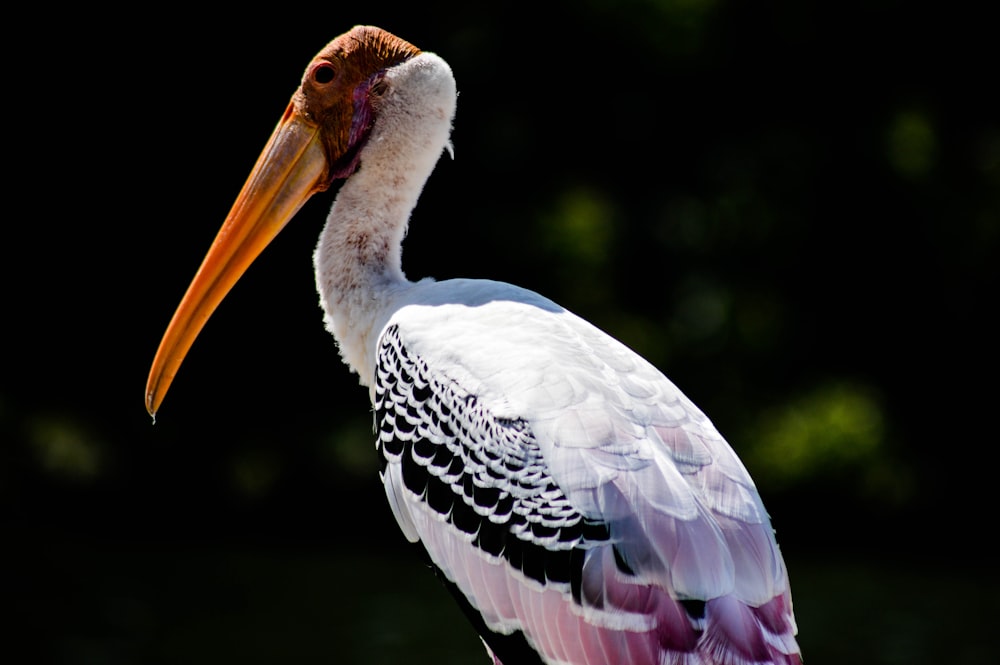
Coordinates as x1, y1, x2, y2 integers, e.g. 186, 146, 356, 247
146, 25, 802, 665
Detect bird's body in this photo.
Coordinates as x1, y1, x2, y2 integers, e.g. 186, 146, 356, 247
147, 26, 801, 665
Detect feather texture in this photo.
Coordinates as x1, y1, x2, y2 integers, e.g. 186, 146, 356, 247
367, 282, 800, 665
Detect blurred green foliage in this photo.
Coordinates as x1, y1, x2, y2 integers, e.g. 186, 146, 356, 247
887, 110, 936, 179
743, 382, 909, 503
28, 417, 105, 481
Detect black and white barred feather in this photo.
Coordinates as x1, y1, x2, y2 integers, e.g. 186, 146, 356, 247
375, 323, 611, 591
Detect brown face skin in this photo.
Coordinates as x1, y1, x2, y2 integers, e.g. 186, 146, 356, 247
294, 26, 421, 182
144, 26, 420, 417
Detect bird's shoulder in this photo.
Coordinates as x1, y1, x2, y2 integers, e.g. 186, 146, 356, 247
382, 277, 694, 425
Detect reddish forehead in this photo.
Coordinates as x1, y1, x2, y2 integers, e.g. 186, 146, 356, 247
292, 27, 421, 127
314, 26, 420, 74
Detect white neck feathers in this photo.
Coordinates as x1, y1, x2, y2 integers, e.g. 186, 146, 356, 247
313, 53, 457, 385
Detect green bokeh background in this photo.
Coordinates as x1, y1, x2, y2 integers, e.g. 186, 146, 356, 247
6, 2, 996, 663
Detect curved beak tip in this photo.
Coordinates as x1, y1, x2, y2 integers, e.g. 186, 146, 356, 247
144, 106, 328, 420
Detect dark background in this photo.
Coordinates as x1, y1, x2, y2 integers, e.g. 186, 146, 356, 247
6, 2, 997, 663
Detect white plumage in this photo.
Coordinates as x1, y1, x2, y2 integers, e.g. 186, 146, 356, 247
367, 282, 797, 664
147, 26, 801, 665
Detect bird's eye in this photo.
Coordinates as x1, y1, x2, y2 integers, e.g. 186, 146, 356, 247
371, 78, 389, 97
312, 63, 336, 84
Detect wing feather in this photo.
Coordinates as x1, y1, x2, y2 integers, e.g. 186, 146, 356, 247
371, 279, 800, 665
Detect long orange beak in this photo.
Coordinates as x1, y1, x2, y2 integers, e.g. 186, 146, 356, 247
145, 103, 328, 418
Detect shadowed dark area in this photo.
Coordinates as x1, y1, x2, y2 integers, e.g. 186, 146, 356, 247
6, 2, 996, 663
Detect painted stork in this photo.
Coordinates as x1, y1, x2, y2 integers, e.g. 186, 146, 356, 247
146, 26, 802, 665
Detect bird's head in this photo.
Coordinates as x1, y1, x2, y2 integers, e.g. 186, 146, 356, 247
294, 26, 421, 181
144, 26, 422, 418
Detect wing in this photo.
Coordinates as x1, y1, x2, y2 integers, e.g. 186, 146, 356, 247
372, 280, 801, 665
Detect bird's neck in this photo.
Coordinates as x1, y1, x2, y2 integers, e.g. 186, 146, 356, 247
317, 168, 412, 297
313, 62, 455, 385
313, 167, 414, 383
314, 52, 456, 385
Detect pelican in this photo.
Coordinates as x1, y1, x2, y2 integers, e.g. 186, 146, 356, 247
146, 26, 802, 665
